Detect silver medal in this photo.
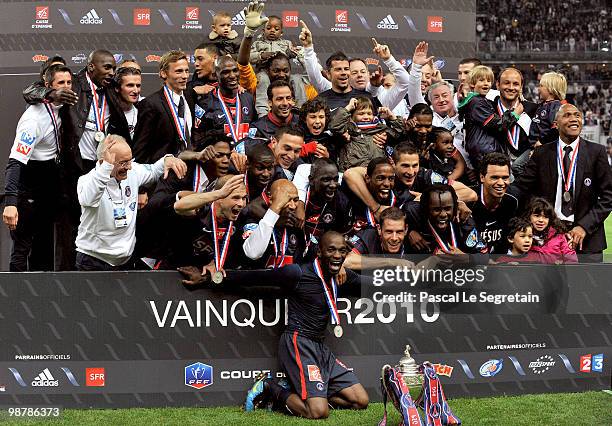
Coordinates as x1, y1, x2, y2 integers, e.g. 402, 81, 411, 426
334, 325, 343, 338
94, 131, 106, 143
212, 271, 224, 284
563, 191, 571, 202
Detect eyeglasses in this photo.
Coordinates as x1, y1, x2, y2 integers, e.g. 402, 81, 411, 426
117, 159, 133, 168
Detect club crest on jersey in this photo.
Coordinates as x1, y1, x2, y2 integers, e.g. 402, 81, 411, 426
242, 223, 258, 239
242, 106, 249, 114
20, 132, 36, 146
322, 213, 334, 223
466, 228, 478, 247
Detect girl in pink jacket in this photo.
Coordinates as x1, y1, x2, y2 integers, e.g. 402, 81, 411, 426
525, 198, 578, 264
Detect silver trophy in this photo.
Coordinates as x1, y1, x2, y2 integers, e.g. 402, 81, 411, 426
397, 344, 424, 389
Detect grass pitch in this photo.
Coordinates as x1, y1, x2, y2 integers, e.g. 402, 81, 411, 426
3, 391, 611, 425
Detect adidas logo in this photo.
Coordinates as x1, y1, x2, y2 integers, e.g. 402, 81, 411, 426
31, 368, 59, 387
232, 10, 246, 26
80, 9, 103, 25
377, 15, 398, 30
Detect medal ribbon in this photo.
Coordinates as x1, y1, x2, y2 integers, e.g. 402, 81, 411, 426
86, 74, 107, 132
366, 191, 396, 226
271, 228, 288, 268
217, 89, 242, 143
162, 85, 187, 143
303, 187, 327, 253
420, 362, 461, 426
355, 117, 380, 131
557, 142, 579, 193
313, 258, 340, 325
244, 174, 250, 202
428, 221, 457, 254
192, 165, 206, 192
496, 99, 520, 150
210, 202, 233, 273
43, 102, 60, 156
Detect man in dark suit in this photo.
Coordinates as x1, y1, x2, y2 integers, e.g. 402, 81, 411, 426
132, 50, 194, 163
513, 104, 612, 262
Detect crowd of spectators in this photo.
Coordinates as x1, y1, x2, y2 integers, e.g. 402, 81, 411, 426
476, 0, 610, 52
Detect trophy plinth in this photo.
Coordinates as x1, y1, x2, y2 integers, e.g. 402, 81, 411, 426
397, 345, 424, 397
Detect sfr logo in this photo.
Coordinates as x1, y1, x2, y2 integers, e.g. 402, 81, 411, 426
86, 368, 105, 386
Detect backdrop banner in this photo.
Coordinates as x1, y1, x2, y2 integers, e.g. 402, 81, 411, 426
0, 264, 609, 408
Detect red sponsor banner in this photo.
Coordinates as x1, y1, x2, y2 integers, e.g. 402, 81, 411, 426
32, 54, 49, 63
134, 8, 151, 26
335, 10, 348, 24
35, 6, 49, 20
427, 16, 444, 33
185, 6, 199, 21
86, 368, 105, 386
283, 11, 299, 28
145, 54, 161, 63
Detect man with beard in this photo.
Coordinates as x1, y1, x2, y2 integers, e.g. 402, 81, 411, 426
403, 184, 485, 255
244, 144, 276, 202
251, 80, 300, 139
339, 158, 412, 234
300, 159, 353, 260
513, 104, 612, 262
344, 207, 416, 270
241, 179, 305, 269
173, 174, 248, 283
254, 53, 317, 117
241, 231, 369, 419
192, 55, 256, 149
235, 14, 317, 116
75, 135, 186, 271
113, 67, 142, 144
133, 50, 194, 163
185, 43, 219, 108
342, 144, 476, 225
469, 152, 518, 253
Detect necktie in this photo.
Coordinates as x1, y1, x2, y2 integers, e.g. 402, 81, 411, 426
177, 96, 190, 147
561, 145, 573, 216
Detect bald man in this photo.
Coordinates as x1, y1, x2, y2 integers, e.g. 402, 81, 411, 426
240, 179, 305, 268
192, 55, 256, 150
513, 104, 612, 262
75, 135, 186, 270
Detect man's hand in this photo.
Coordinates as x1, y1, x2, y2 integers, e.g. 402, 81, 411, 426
372, 38, 392, 61
49, 88, 78, 106
568, 225, 586, 250
337, 265, 347, 285
260, 51, 275, 61
2, 206, 18, 231
102, 139, 117, 165
163, 156, 187, 179
137, 193, 148, 210
429, 60, 442, 84
513, 102, 524, 116
378, 107, 396, 120
270, 186, 295, 214
294, 201, 305, 229
412, 41, 434, 66
369, 65, 384, 87
314, 143, 329, 158
218, 174, 245, 198
198, 145, 218, 163
409, 230, 431, 251
243, 1, 268, 37
230, 152, 247, 173
193, 84, 216, 96
177, 266, 208, 286
299, 20, 313, 48
374, 205, 391, 221
403, 117, 418, 132
372, 131, 387, 148
456, 200, 472, 222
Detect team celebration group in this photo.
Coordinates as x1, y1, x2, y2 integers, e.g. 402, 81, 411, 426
3, 1, 611, 419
